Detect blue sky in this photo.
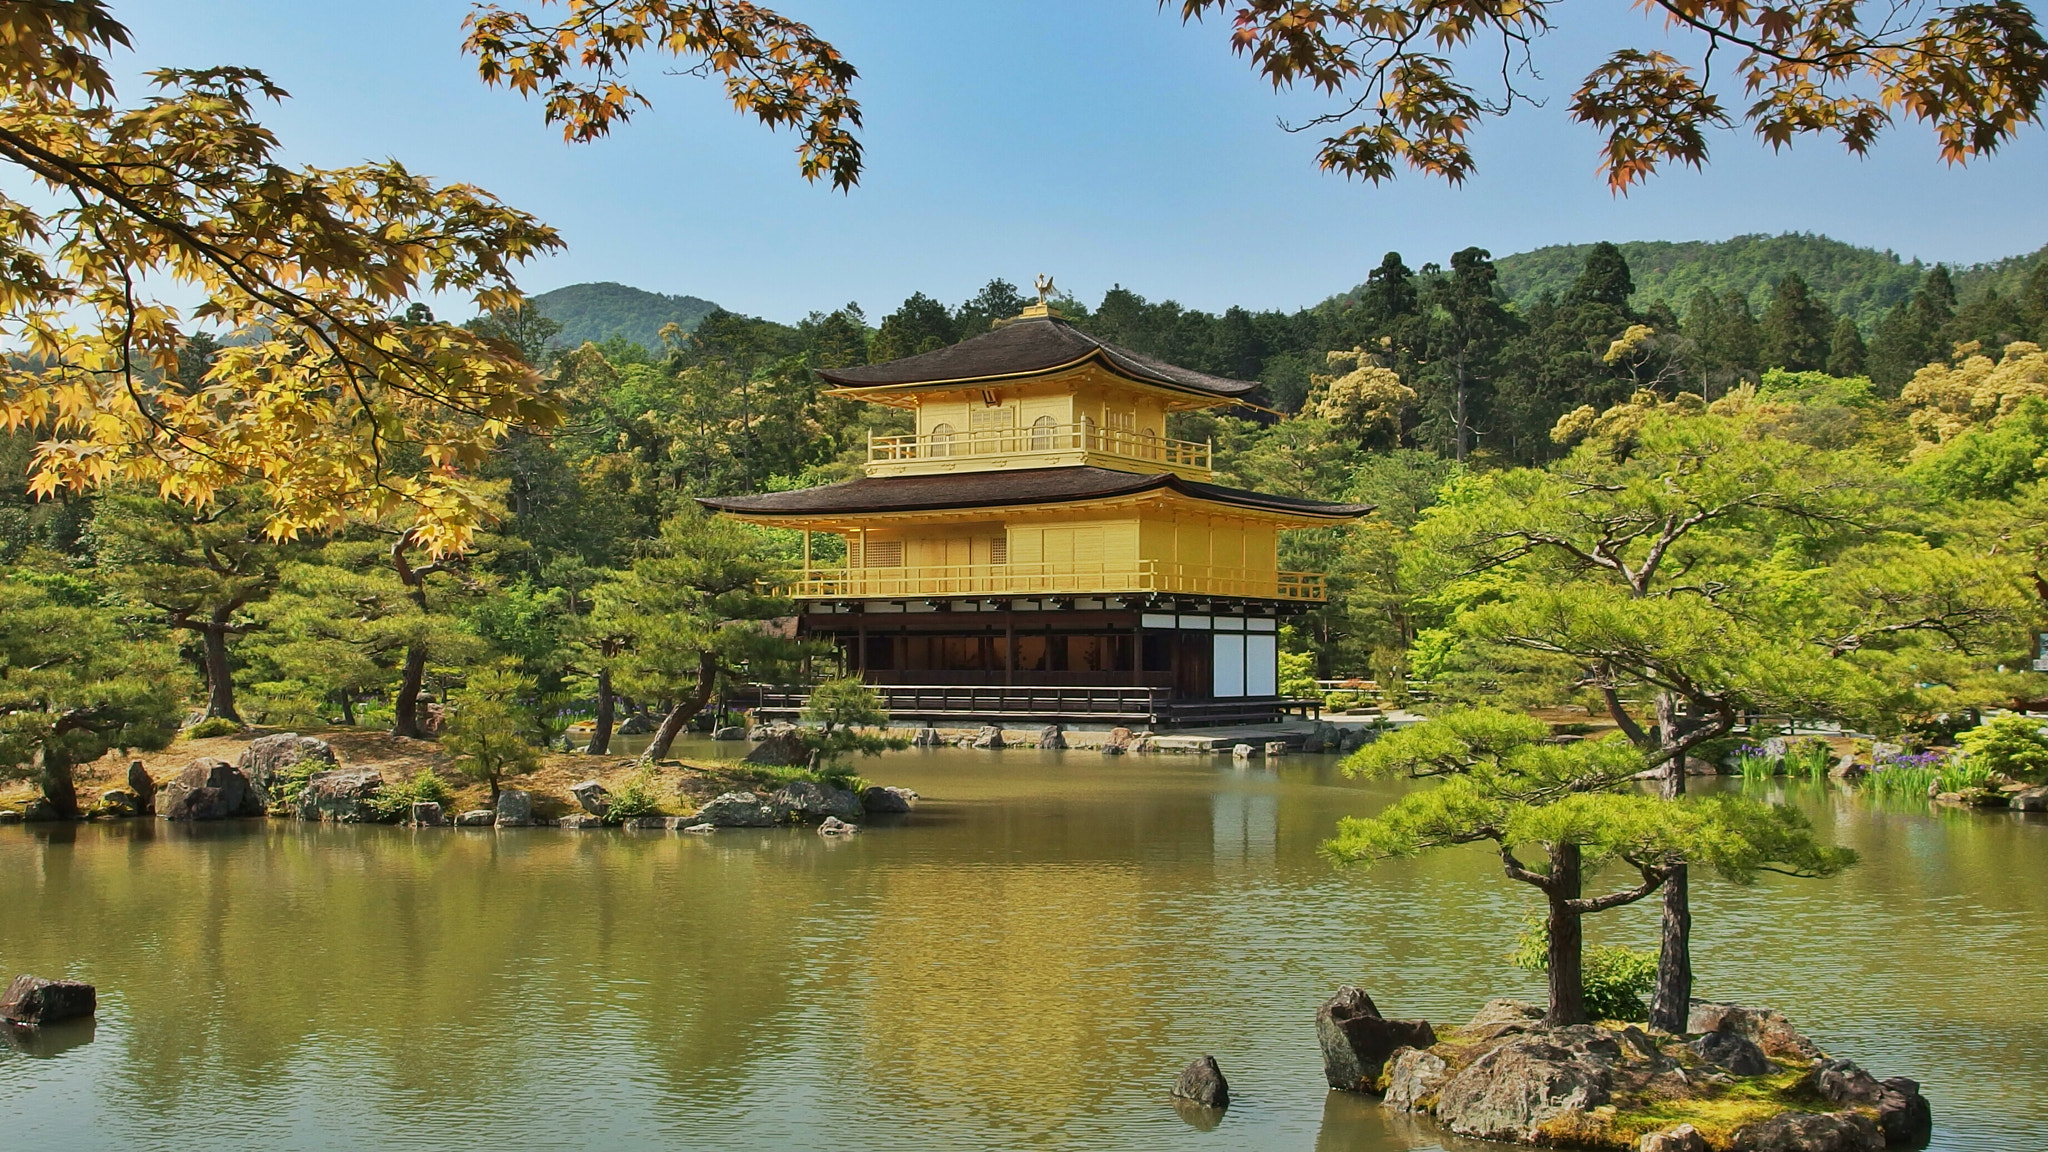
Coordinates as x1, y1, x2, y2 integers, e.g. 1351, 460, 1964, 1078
116, 0, 2048, 322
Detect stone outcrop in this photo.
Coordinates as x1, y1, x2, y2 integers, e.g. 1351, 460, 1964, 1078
236, 733, 338, 792
570, 779, 610, 816
294, 769, 383, 823
711, 726, 746, 741
1171, 1055, 1230, 1109
911, 727, 943, 747
157, 759, 265, 821
771, 780, 863, 823
1354, 995, 1930, 1152
127, 759, 156, 815
1316, 986, 1438, 1093
1728, 1110, 1882, 1151
1687, 1002, 1825, 1062
818, 815, 859, 836
1102, 727, 1134, 755
1639, 1124, 1707, 1152
616, 712, 653, 735
0, 975, 96, 1025
1693, 1029, 1770, 1076
1383, 1046, 1449, 1111
970, 724, 1005, 749
96, 789, 142, 817
455, 809, 495, 827
743, 731, 810, 767
1037, 724, 1067, 750
409, 802, 445, 827
1434, 1026, 1620, 1142
859, 785, 916, 814
494, 789, 533, 827
694, 791, 778, 827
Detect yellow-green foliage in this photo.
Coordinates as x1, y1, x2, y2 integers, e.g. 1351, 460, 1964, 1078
1548, 1063, 1832, 1149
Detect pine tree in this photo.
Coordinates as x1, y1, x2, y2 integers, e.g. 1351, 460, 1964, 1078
1826, 317, 1867, 377
1759, 272, 1835, 371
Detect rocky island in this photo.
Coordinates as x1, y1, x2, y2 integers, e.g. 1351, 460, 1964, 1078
1318, 987, 1931, 1151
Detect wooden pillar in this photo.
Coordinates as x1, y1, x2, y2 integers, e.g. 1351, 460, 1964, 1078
1133, 615, 1143, 687
1004, 610, 1014, 687
856, 611, 866, 676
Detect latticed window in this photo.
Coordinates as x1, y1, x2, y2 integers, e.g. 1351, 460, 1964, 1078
928, 422, 955, 457
1029, 414, 1057, 450
864, 540, 902, 567
990, 537, 1008, 565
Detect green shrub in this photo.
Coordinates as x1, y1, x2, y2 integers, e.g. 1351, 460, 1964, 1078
367, 769, 453, 821
267, 756, 323, 812
1510, 919, 1659, 1022
1785, 738, 1833, 780
185, 716, 242, 739
1956, 714, 2048, 783
602, 768, 665, 824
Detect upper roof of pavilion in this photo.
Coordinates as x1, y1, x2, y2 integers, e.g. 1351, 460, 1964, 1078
816, 310, 1259, 405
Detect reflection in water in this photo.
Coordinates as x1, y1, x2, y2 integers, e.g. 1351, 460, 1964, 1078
3, 1018, 96, 1058
0, 744, 2043, 1151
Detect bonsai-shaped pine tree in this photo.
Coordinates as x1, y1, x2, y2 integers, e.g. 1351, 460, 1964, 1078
0, 572, 184, 817
1328, 709, 1854, 1025
441, 667, 540, 804
799, 678, 908, 780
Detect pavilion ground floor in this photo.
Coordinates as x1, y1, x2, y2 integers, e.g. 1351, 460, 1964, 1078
749, 594, 1321, 728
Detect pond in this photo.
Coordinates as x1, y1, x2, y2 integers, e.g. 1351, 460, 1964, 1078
2, 743, 2043, 1151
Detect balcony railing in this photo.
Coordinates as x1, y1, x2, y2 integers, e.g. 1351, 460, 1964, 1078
868, 423, 1210, 472
779, 561, 1324, 602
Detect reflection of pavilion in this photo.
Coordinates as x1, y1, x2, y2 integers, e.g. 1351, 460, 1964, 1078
1212, 780, 1278, 864
703, 299, 1371, 728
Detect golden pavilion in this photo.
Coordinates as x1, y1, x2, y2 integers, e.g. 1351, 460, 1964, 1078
700, 296, 1371, 727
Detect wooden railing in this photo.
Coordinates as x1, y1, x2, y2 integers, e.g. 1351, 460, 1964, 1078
779, 561, 1325, 601
869, 423, 1210, 471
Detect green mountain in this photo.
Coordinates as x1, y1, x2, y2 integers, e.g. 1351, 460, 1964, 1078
530, 282, 721, 350
1487, 233, 2047, 328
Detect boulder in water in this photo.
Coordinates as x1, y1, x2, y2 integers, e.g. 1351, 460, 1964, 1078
860, 785, 916, 814
695, 791, 778, 827
1315, 986, 1437, 1093
818, 815, 860, 836
1687, 1003, 1823, 1062
158, 759, 264, 820
970, 724, 1005, 749
0, 975, 95, 1026
494, 789, 533, 828
911, 727, 943, 747
616, 713, 653, 735
455, 809, 495, 827
771, 779, 863, 823
1102, 727, 1133, 755
1170, 1055, 1229, 1109
294, 769, 384, 823
409, 802, 445, 827
711, 726, 746, 741
1037, 724, 1066, 750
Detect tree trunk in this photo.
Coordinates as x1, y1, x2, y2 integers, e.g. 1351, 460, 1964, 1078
641, 651, 719, 763
393, 644, 428, 739
338, 692, 355, 726
201, 616, 241, 723
1544, 841, 1586, 1026
588, 667, 615, 755
1649, 690, 1694, 1033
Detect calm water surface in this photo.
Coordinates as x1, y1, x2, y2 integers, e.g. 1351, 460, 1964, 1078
2, 743, 2044, 1151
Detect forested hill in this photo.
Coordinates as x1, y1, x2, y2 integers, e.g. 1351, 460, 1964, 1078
529, 282, 721, 350
1487, 234, 2047, 329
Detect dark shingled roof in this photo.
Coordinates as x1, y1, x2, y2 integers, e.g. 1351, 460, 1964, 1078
816, 315, 1260, 398
697, 467, 1373, 520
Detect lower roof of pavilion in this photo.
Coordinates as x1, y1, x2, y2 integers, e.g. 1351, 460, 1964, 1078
696, 466, 1373, 527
